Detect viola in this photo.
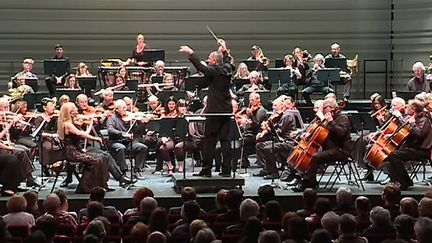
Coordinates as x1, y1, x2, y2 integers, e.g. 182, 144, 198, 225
364, 117, 410, 169
287, 118, 329, 172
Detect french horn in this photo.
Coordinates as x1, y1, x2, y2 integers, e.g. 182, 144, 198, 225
347, 54, 358, 74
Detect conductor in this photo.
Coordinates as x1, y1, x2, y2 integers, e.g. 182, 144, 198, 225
179, 39, 233, 177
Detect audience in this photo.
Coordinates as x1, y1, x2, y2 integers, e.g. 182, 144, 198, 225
78, 187, 122, 223
259, 230, 281, 243
171, 200, 201, 240
334, 186, 354, 215
189, 219, 209, 242
3, 195, 35, 232
418, 197, 432, 218
124, 187, 155, 219
296, 188, 317, 218
310, 229, 332, 243
238, 216, 263, 243
335, 213, 367, 243
194, 228, 216, 243
258, 185, 276, 210
320, 211, 340, 240
129, 222, 149, 243
363, 206, 396, 243
34, 214, 57, 242
263, 200, 284, 222
414, 217, 432, 243
147, 231, 167, 243
22, 190, 40, 219
381, 183, 401, 220
148, 207, 170, 239
355, 196, 371, 222
127, 197, 158, 225
399, 197, 419, 218
214, 188, 243, 224
224, 198, 259, 234
394, 214, 416, 243
283, 215, 308, 243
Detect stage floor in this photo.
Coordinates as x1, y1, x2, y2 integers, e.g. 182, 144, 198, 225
0, 157, 431, 214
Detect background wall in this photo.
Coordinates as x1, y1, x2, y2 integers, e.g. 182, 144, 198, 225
0, 0, 429, 98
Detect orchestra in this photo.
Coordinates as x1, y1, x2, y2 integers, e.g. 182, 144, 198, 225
2, 31, 432, 197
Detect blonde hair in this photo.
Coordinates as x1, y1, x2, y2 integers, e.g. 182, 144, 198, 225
234, 62, 250, 79
64, 74, 81, 89
57, 102, 75, 140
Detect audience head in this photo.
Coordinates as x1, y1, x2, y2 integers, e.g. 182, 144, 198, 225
264, 200, 283, 221
258, 185, 275, 206
281, 211, 298, 233
6, 195, 27, 213
240, 216, 262, 242
146, 231, 167, 243
412, 61, 426, 78
336, 186, 353, 208
181, 200, 201, 223
87, 201, 104, 221
382, 183, 401, 205
414, 217, 432, 243
140, 197, 158, 216
129, 222, 149, 243
181, 186, 197, 202
321, 211, 340, 238
214, 189, 228, 210
239, 198, 260, 221
148, 207, 168, 234
355, 196, 371, 216
400, 197, 419, 218
394, 214, 415, 241
370, 206, 392, 226
339, 213, 357, 235
313, 197, 332, 218
43, 193, 61, 215
310, 228, 332, 243
23, 190, 39, 211
84, 218, 106, 239
226, 188, 244, 210
258, 230, 281, 243
287, 215, 307, 241
194, 228, 216, 243
303, 188, 317, 210
89, 187, 106, 203
0, 217, 9, 239
35, 214, 57, 241
54, 189, 68, 211
24, 230, 49, 243
418, 197, 432, 218
83, 234, 101, 243
132, 187, 155, 209
189, 219, 208, 241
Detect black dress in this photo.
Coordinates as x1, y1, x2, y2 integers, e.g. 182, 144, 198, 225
63, 133, 109, 193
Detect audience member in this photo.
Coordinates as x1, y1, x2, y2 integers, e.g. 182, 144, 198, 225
363, 206, 396, 243
208, 189, 228, 216
34, 214, 57, 242
335, 213, 367, 243
263, 200, 283, 222
258, 185, 276, 209
214, 188, 243, 224
78, 187, 122, 223
194, 228, 216, 243
225, 198, 260, 234
335, 187, 354, 215
23, 190, 40, 219
169, 187, 206, 217
310, 229, 332, 243
124, 187, 154, 219
54, 189, 78, 222
418, 197, 432, 218
129, 222, 149, 243
321, 211, 340, 240
394, 214, 416, 243
189, 219, 209, 242
147, 231, 167, 243
2, 195, 35, 232
86, 201, 104, 223
306, 197, 332, 225
238, 216, 263, 243
400, 197, 419, 218
259, 230, 281, 243
414, 217, 432, 243
382, 183, 401, 220
171, 200, 201, 239
355, 196, 371, 222
127, 197, 158, 225
296, 188, 317, 218
84, 218, 106, 241
283, 215, 308, 243
148, 207, 170, 239
0, 217, 12, 241
24, 229, 49, 243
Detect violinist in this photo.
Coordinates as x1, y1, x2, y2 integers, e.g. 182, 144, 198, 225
97, 90, 115, 112
383, 99, 432, 190
0, 97, 38, 188
106, 99, 149, 175
123, 96, 139, 113
276, 54, 301, 100
10, 99, 38, 159
239, 92, 267, 168
147, 95, 164, 117
292, 97, 352, 192
58, 94, 70, 109
253, 96, 296, 179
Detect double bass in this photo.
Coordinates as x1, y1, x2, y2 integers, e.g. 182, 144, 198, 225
364, 117, 410, 169
287, 118, 329, 172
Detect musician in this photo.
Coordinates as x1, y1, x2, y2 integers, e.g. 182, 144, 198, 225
58, 94, 71, 109
293, 47, 310, 85
407, 62, 429, 92
10, 99, 37, 158
248, 45, 265, 62
106, 99, 149, 174
98, 90, 115, 111
8, 74, 34, 100
123, 96, 139, 113
277, 54, 302, 100
63, 74, 81, 90
302, 54, 334, 106
147, 95, 164, 117
179, 38, 233, 177
0, 97, 38, 188
76, 62, 92, 77
292, 97, 352, 191
254, 96, 296, 179
156, 73, 178, 93
233, 62, 250, 80
325, 42, 352, 101
235, 71, 267, 97
239, 92, 267, 168
384, 99, 432, 190
13, 58, 38, 80
57, 102, 111, 193
122, 33, 150, 67
113, 75, 127, 91
147, 60, 166, 96
44, 44, 71, 97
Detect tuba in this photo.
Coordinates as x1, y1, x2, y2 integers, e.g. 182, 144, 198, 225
347, 54, 358, 74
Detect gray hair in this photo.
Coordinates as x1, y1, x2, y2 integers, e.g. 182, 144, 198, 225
320, 211, 340, 235
210, 51, 223, 64
114, 99, 126, 110
258, 230, 281, 243
194, 228, 216, 243
414, 217, 432, 243
239, 198, 260, 221
139, 196, 158, 215
314, 54, 325, 64
336, 186, 352, 207
370, 206, 391, 226
412, 61, 425, 71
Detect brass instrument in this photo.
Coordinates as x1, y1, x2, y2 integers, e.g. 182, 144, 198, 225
347, 54, 358, 74
302, 49, 313, 63
100, 59, 125, 67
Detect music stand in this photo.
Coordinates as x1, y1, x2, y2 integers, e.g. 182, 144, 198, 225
268, 68, 291, 87
244, 91, 271, 109
185, 76, 208, 91
231, 78, 249, 92
325, 58, 348, 70
158, 90, 186, 104
24, 92, 50, 110
242, 60, 261, 72
114, 90, 137, 100
43, 59, 69, 76
126, 79, 139, 91
151, 76, 163, 84
77, 76, 97, 96
286, 110, 305, 130
395, 91, 419, 101
359, 111, 378, 132
56, 89, 83, 102
274, 59, 284, 68
316, 68, 340, 86
142, 49, 165, 63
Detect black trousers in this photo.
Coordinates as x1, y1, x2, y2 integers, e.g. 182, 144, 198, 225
385, 147, 429, 187
202, 116, 232, 173
302, 85, 334, 105
256, 140, 292, 175
304, 148, 349, 185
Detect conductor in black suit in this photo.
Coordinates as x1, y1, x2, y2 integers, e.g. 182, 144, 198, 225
179, 39, 233, 177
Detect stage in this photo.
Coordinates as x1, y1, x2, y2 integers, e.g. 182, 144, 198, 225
0, 155, 431, 215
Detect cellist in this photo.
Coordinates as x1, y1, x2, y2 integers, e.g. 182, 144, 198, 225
383, 99, 432, 190
292, 97, 352, 192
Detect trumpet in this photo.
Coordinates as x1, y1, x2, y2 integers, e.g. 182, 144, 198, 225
261, 57, 270, 66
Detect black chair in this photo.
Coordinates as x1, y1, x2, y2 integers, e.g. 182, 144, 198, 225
318, 156, 365, 191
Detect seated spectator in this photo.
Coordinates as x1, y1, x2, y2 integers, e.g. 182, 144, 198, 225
414, 217, 432, 243
355, 196, 371, 222
263, 200, 283, 222
129, 222, 149, 243
382, 183, 401, 220
400, 197, 419, 218
258, 230, 281, 243
171, 200, 201, 240
394, 214, 416, 243
127, 197, 158, 225
86, 201, 104, 223
306, 197, 332, 225
0, 217, 12, 240
34, 214, 57, 242
84, 218, 106, 242
147, 231, 167, 243
124, 187, 154, 219
321, 211, 340, 241
214, 188, 243, 224
24, 230, 48, 243
335, 213, 367, 243
207, 189, 228, 216
334, 187, 355, 215
194, 228, 216, 243
148, 207, 170, 239
2, 195, 35, 232
83, 234, 101, 243
189, 219, 209, 242
418, 197, 432, 218
363, 206, 396, 243
54, 189, 77, 221
225, 198, 260, 235
258, 185, 276, 212
238, 216, 263, 243
23, 190, 40, 219
283, 215, 308, 243
40, 193, 77, 231
296, 188, 317, 218
169, 187, 206, 217
310, 229, 332, 243
78, 187, 122, 223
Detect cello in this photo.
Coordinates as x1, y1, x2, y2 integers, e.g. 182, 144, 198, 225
287, 118, 329, 172
364, 117, 410, 169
